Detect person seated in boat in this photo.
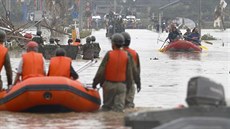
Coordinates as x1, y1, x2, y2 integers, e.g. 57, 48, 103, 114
49, 38, 56, 45
72, 38, 81, 46
82, 37, 94, 60
13, 41, 46, 85
47, 48, 79, 80
183, 28, 192, 40
166, 24, 182, 42
0, 30, 12, 90
188, 27, 201, 45
67, 39, 73, 45
91, 36, 101, 58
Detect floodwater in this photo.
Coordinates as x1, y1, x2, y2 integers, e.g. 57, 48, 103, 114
1, 29, 230, 128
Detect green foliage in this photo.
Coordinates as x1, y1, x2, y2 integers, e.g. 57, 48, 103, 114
201, 34, 217, 40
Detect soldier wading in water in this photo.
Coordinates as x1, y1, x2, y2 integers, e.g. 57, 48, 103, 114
92, 33, 136, 112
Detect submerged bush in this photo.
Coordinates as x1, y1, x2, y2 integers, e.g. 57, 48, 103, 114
201, 34, 217, 40
80, 30, 92, 39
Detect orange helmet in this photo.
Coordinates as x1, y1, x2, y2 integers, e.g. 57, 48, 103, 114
26, 41, 38, 48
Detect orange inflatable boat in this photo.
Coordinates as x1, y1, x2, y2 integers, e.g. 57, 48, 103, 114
0, 77, 101, 112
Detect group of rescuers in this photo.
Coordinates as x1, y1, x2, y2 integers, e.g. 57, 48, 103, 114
26, 30, 101, 60
0, 30, 141, 112
166, 24, 201, 45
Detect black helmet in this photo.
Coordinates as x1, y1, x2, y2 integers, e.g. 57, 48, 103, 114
55, 48, 66, 56
111, 33, 124, 46
121, 32, 131, 46
68, 38, 73, 43
86, 37, 91, 43
49, 38, 55, 43
75, 38, 81, 42
0, 30, 6, 42
91, 36, 96, 42
36, 30, 42, 36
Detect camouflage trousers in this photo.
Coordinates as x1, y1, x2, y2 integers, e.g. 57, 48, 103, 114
125, 83, 135, 108
102, 81, 127, 112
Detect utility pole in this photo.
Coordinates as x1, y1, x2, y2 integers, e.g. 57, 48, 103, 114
79, 0, 83, 31
198, 0, 202, 35
34, 0, 43, 31
114, 0, 117, 13
158, 12, 163, 33
5, 0, 11, 20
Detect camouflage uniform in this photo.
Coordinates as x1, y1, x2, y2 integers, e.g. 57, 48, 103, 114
82, 43, 94, 60
92, 42, 101, 58
125, 52, 141, 108
121, 32, 141, 108
93, 51, 135, 112
32, 35, 44, 54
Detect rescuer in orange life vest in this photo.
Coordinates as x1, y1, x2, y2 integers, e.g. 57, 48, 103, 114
72, 38, 81, 46
0, 30, 12, 90
92, 33, 136, 112
121, 32, 141, 108
13, 41, 46, 85
47, 48, 79, 80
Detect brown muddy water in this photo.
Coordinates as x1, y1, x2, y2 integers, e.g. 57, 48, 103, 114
1, 29, 230, 128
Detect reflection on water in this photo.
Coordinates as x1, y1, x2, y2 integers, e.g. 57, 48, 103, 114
165, 52, 201, 60
0, 108, 157, 129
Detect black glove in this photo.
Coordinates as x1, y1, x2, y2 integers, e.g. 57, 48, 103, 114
137, 84, 141, 93
92, 82, 97, 89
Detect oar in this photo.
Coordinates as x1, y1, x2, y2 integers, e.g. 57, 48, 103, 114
76, 59, 97, 73
199, 45, 208, 50
202, 40, 213, 45
159, 39, 168, 52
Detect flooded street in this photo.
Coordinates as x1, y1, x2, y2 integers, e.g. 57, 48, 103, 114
1, 29, 230, 128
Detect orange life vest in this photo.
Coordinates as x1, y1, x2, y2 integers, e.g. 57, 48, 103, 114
0, 44, 7, 71
105, 50, 128, 82
22, 52, 44, 80
72, 42, 81, 46
124, 47, 138, 65
48, 56, 71, 78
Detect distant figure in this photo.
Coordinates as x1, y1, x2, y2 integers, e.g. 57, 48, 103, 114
166, 24, 182, 42
67, 39, 73, 45
32, 30, 44, 45
91, 36, 101, 58
13, 41, 45, 85
32, 30, 44, 54
121, 32, 141, 108
183, 28, 191, 40
47, 48, 79, 80
72, 38, 81, 46
54, 39, 61, 45
188, 27, 201, 45
0, 30, 12, 90
49, 38, 55, 45
82, 37, 94, 60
